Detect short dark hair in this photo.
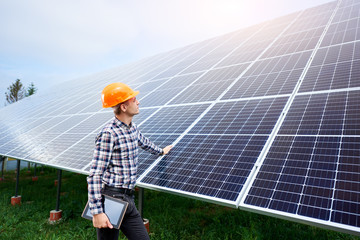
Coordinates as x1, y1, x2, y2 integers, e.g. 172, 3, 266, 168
112, 100, 129, 115
113, 103, 121, 115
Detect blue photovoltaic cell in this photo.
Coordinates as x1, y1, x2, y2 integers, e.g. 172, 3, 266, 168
322, 17, 360, 47
262, 27, 326, 58
222, 52, 311, 99
189, 97, 288, 135
152, 36, 228, 79
300, 41, 360, 92
169, 64, 249, 104
215, 14, 300, 68
136, 80, 166, 95
245, 51, 312, 76
66, 112, 114, 134
138, 104, 210, 134
286, 2, 337, 33
51, 134, 97, 170
278, 90, 360, 136
142, 134, 268, 201
139, 73, 204, 107
244, 135, 360, 228
79, 98, 103, 113
25, 133, 89, 162
133, 108, 157, 124
137, 134, 180, 176
344, 91, 360, 135
0, 117, 51, 145
240, 0, 360, 232
59, 93, 100, 115
1, 116, 69, 157
140, 96, 288, 202
180, 29, 262, 74
339, 0, 360, 9
332, 137, 360, 227
244, 136, 340, 217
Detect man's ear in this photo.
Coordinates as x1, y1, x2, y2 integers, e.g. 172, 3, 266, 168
120, 103, 127, 112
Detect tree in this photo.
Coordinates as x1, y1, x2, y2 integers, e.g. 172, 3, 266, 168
25, 82, 37, 97
5, 79, 25, 105
5, 79, 37, 105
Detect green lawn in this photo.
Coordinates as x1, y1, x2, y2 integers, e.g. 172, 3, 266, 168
0, 167, 358, 240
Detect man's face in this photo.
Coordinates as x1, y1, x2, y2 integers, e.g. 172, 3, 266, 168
123, 97, 140, 116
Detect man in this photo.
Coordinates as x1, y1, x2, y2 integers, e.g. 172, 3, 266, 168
87, 82, 172, 240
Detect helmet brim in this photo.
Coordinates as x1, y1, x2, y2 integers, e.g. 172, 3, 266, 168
121, 90, 139, 104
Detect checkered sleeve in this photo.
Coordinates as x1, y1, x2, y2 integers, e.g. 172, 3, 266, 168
137, 129, 164, 155
87, 131, 114, 215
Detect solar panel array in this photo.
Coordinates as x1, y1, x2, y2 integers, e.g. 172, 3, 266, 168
0, 0, 359, 235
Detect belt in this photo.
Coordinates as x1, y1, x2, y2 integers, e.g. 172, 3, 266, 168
104, 185, 135, 196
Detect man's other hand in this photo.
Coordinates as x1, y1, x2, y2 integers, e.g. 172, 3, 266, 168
162, 145, 173, 155
93, 213, 113, 229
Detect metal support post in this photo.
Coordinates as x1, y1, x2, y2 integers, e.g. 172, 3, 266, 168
56, 170, 62, 211
15, 160, 21, 196
0, 156, 4, 180
11, 159, 22, 205
32, 163, 38, 181
49, 169, 63, 222
138, 187, 149, 233
4, 156, 7, 171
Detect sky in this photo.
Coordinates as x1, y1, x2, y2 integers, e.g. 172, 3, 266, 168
0, 0, 332, 107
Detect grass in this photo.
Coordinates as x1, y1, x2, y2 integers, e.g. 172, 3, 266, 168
0, 167, 359, 240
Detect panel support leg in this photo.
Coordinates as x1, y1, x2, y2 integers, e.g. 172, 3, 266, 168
49, 169, 62, 222
11, 160, 21, 206
56, 170, 62, 211
0, 156, 5, 181
32, 164, 38, 181
138, 187, 149, 233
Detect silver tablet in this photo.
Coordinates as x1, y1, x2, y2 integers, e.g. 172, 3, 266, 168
82, 194, 128, 229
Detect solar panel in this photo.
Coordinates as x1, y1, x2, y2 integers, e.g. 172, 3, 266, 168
242, 90, 360, 231
238, 0, 360, 234
223, 52, 310, 99
299, 41, 360, 92
136, 134, 180, 176
0, 0, 359, 235
169, 65, 249, 104
139, 104, 211, 134
139, 97, 288, 204
138, 73, 205, 107
141, 134, 269, 204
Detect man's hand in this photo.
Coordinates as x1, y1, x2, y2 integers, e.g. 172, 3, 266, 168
162, 145, 173, 155
93, 213, 113, 229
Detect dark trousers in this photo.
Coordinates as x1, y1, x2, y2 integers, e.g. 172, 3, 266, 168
96, 188, 150, 240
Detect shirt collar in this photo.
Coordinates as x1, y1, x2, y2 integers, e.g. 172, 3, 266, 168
114, 116, 132, 129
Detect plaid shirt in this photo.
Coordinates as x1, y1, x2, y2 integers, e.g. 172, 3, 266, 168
87, 117, 163, 215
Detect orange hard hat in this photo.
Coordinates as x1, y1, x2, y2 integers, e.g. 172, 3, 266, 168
101, 82, 139, 108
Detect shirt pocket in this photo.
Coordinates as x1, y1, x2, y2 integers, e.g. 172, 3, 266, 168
112, 139, 129, 166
